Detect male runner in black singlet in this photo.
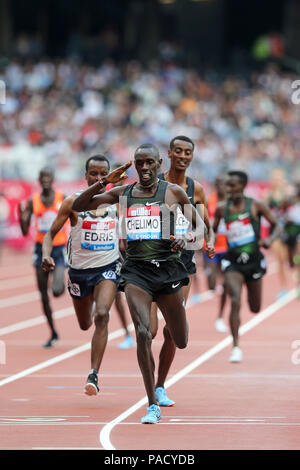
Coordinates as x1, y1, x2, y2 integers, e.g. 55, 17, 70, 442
150, 135, 215, 407
72, 144, 213, 424
213, 171, 282, 363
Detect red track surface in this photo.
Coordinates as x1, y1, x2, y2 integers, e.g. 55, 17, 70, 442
0, 245, 299, 450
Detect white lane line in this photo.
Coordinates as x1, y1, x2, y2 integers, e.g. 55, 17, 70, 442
0, 307, 74, 337
99, 287, 298, 450
0, 291, 40, 308
0, 276, 35, 291
0, 290, 213, 387
0, 327, 132, 388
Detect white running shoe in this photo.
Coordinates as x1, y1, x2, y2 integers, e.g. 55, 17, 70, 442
229, 347, 243, 363
215, 318, 228, 333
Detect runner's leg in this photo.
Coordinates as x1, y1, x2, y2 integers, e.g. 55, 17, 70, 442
91, 280, 118, 371
125, 283, 156, 406
155, 278, 191, 389
246, 278, 263, 313
224, 271, 244, 347
51, 264, 65, 297
156, 288, 188, 350
35, 267, 58, 342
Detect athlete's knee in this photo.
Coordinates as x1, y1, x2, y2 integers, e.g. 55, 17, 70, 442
249, 303, 260, 314
52, 283, 65, 297
175, 334, 188, 350
78, 319, 92, 331
136, 322, 152, 346
94, 308, 109, 329
173, 323, 188, 350
230, 293, 241, 311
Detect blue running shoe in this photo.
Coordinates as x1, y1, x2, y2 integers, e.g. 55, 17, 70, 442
118, 334, 135, 349
155, 387, 175, 407
141, 404, 161, 424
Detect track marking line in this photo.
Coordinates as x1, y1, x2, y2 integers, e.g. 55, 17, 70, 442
0, 291, 40, 309
0, 290, 213, 388
0, 307, 74, 337
0, 276, 35, 291
99, 287, 298, 450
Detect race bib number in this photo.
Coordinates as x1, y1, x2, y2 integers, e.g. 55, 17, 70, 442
37, 211, 57, 233
175, 208, 189, 237
81, 220, 116, 251
226, 217, 255, 247
217, 218, 227, 235
125, 206, 161, 241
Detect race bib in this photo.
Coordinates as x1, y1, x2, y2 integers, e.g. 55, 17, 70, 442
81, 219, 116, 251
125, 206, 161, 241
287, 204, 300, 225
217, 218, 227, 235
226, 216, 255, 247
37, 211, 57, 233
175, 208, 189, 237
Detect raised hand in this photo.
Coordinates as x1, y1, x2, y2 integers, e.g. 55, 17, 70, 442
106, 161, 132, 185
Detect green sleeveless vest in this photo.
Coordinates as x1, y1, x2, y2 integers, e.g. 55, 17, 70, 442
224, 197, 260, 256
121, 179, 179, 261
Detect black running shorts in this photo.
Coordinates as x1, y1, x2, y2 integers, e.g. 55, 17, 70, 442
119, 257, 190, 301
221, 250, 267, 282
180, 250, 196, 275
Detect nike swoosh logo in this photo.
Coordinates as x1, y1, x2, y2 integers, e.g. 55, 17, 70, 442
145, 201, 160, 206
238, 213, 250, 220
172, 282, 180, 288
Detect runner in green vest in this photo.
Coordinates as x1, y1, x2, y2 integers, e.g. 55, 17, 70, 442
213, 170, 282, 363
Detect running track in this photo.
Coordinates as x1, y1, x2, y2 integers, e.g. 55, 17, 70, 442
0, 245, 299, 450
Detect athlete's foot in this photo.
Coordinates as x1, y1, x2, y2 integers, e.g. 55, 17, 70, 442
43, 333, 59, 348
118, 334, 135, 349
141, 404, 161, 424
155, 387, 175, 407
84, 372, 99, 396
215, 318, 228, 333
229, 346, 243, 363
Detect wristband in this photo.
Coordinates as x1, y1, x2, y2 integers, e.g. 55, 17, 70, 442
98, 177, 107, 187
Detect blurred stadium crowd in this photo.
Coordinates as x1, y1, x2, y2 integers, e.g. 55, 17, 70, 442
0, 57, 300, 183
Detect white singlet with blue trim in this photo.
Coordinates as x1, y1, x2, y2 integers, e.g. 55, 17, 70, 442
68, 204, 119, 269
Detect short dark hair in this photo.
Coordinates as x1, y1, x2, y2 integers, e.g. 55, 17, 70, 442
85, 154, 110, 172
227, 170, 248, 187
39, 166, 54, 178
134, 143, 160, 159
169, 135, 195, 151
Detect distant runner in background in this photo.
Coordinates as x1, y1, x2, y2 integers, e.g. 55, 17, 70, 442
214, 170, 282, 363
264, 168, 292, 299
204, 176, 228, 333
18, 167, 67, 348
282, 180, 300, 296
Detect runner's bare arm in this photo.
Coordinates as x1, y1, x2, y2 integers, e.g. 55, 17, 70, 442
254, 200, 282, 249
212, 203, 225, 233
168, 185, 213, 255
194, 182, 215, 255
72, 162, 132, 212
72, 185, 124, 212
18, 199, 33, 236
42, 196, 74, 272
